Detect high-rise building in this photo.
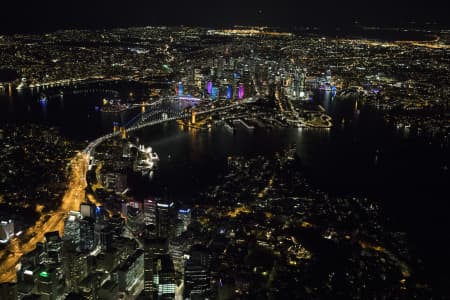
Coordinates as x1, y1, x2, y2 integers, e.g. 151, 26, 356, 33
79, 217, 96, 253
144, 198, 157, 228
116, 249, 144, 293
211, 87, 219, 100
206, 81, 213, 94
64, 250, 88, 292
177, 82, 184, 96
37, 268, 64, 300
80, 203, 97, 219
177, 208, 191, 236
125, 200, 144, 233
156, 200, 175, 239
108, 214, 125, 240
44, 231, 63, 265
238, 83, 245, 99
326, 69, 332, 85
63, 211, 82, 248
143, 237, 168, 297
183, 245, 212, 300
154, 255, 176, 299
99, 225, 113, 252
226, 85, 233, 100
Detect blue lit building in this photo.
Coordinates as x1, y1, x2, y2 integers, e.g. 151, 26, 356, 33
226, 85, 232, 100
211, 87, 219, 100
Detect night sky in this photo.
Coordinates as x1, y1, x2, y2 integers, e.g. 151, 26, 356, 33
0, 0, 448, 34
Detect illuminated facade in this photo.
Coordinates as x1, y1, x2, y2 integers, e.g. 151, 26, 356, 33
226, 85, 233, 99
238, 83, 245, 99
211, 87, 219, 100
63, 211, 82, 248
206, 81, 213, 94
157, 200, 174, 238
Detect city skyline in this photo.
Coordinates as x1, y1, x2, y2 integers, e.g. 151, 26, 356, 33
0, 4, 449, 299
1, 0, 449, 34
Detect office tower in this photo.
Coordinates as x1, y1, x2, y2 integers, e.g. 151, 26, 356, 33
80, 203, 96, 219
177, 208, 191, 236
99, 225, 113, 252
116, 250, 144, 293
226, 85, 232, 100
16, 242, 47, 295
177, 82, 184, 96
143, 237, 168, 296
326, 69, 332, 85
79, 217, 96, 252
108, 213, 125, 240
79, 273, 97, 300
144, 198, 157, 228
37, 268, 64, 300
206, 81, 213, 94
154, 255, 176, 299
126, 200, 144, 233
64, 250, 88, 292
63, 211, 81, 248
211, 87, 219, 100
156, 200, 175, 239
238, 83, 245, 99
184, 245, 212, 300
44, 231, 63, 265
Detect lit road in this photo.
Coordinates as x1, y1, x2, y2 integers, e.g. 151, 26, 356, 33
0, 99, 245, 283
0, 152, 88, 283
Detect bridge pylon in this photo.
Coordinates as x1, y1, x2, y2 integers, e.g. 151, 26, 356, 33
120, 127, 127, 139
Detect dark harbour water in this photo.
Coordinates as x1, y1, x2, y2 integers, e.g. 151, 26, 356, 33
1, 84, 449, 290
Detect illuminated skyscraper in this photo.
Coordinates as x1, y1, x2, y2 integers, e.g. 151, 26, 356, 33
63, 211, 81, 248
117, 250, 144, 293
154, 255, 176, 299
184, 245, 212, 299
64, 251, 88, 292
211, 87, 219, 100
177, 208, 191, 234
44, 231, 63, 265
37, 268, 64, 300
177, 82, 184, 96
144, 199, 157, 228
157, 200, 175, 238
226, 85, 232, 100
238, 83, 245, 99
108, 214, 125, 239
80, 203, 96, 219
143, 238, 168, 296
206, 81, 213, 94
326, 69, 332, 85
99, 226, 113, 252
79, 217, 95, 253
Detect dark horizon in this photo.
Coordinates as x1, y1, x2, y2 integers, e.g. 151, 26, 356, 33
1, 0, 449, 35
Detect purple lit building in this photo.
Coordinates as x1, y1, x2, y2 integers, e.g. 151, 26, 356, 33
238, 83, 245, 99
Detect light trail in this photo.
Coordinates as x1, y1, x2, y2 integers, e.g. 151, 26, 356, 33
0, 152, 88, 283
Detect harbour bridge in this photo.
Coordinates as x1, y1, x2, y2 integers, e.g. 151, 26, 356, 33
83, 96, 247, 158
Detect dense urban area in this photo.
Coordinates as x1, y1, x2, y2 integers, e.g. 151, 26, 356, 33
0, 26, 449, 299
